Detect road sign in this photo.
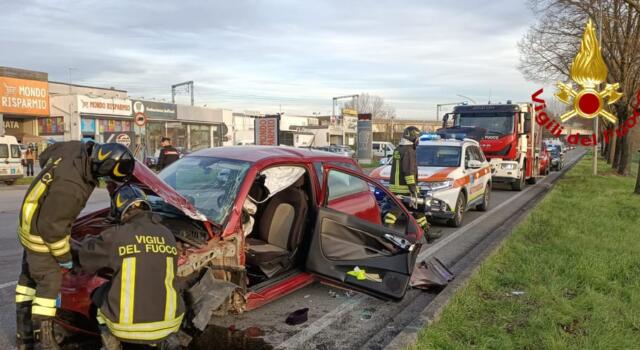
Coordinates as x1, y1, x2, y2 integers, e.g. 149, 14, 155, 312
134, 112, 147, 127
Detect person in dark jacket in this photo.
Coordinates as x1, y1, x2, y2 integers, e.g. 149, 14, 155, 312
77, 184, 184, 350
15, 142, 135, 350
157, 137, 180, 170
385, 126, 441, 242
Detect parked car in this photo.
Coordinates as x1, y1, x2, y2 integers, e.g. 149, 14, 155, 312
539, 146, 551, 176
0, 135, 24, 185
372, 141, 395, 158
59, 146, 424, 339
370, 134, 492, 227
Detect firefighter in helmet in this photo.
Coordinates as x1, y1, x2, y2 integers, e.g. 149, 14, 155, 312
15, 142, 134, 350
385, 126, 441, 242
77, 184, 184, 350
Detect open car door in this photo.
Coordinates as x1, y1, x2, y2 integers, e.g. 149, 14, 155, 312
305, 165, 423, 299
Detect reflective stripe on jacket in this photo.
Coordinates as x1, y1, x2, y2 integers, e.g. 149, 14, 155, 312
18, 141, 96, 263
388, 143, 418, 194
79, 212, 185, 343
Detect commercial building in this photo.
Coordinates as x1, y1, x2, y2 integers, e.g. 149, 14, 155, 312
0, 67, 50, 145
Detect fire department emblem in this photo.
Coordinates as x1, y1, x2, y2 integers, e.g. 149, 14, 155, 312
555, 19, 622, 123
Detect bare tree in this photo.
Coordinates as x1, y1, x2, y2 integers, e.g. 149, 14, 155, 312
623, 0, 640, 12
519, 0, 640, 182
343, 93, 397, 119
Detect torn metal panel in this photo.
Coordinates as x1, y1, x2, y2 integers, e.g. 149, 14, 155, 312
409, 257, 455, 290
186, 268, 245, 331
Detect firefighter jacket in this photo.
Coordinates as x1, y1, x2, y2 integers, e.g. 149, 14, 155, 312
157, 145, 179, 170
78, 212, 185, 343
389, 139, 418, 195
18, 141, 96, 263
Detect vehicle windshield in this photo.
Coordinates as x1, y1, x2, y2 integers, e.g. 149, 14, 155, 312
455, 112, 514, 136
550, 148, 560, 157
416, 145, 461, 167
159, 156, 251, 224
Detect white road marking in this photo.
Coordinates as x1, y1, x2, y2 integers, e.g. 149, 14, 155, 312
276, 294, 366, 349
0, 281, 17, 290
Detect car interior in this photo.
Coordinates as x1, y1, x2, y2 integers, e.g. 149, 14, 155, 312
243, 166, 314, 286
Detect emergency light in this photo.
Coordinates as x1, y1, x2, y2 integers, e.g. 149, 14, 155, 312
419, 133, 441, 141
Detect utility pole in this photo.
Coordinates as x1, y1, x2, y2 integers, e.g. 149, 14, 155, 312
171, 81, 194, 106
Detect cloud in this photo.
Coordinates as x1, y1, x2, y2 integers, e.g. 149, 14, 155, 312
0, 0, 539, 118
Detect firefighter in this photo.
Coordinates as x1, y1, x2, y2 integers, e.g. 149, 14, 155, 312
77, 184, 184, 350
15, 142, 134, 350
157, 137, 180, 170
385, 126, 441, 242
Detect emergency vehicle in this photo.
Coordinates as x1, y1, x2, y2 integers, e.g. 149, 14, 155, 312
370, 134, 492, 227
441, 102, 544, 191
0, 135, 24, 185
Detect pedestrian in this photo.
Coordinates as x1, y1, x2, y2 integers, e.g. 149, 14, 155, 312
385, 126, 441, 242
76, 184, 184, 350
15, 142, 135, 350
25, 146, 35, 176
156, 137, 180, 171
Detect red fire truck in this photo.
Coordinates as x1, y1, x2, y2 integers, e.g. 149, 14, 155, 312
440, 102, 544, 191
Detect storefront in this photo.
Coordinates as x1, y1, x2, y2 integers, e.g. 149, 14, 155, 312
132, 100, 179, 157
176, 105, 228, 152
0, 67, 49, 147
76, 96, 133, 143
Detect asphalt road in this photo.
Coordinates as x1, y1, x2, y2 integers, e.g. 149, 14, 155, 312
0, 149, 583, 349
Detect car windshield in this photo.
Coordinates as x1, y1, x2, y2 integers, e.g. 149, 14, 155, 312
416, 145, 461, 167
455, 112, 514, 136
159, 156, 251, 224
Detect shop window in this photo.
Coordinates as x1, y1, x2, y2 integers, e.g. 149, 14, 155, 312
189, 124, 211, 151
166, 123, 187, 149
38, 117, 64, 135
146, 122, 165, 157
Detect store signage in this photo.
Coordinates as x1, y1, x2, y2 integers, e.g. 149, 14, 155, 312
115, 133, 131, 147
0, 77, 50, 116
255, 115, 280, 146
78, 96, 132, 117
4, 119, 20, 130
356, 113, 373, 160
132, 100, 176, 120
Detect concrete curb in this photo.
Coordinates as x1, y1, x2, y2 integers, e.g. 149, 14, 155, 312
384, 151, 586, 350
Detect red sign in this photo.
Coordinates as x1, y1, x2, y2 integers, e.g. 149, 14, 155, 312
115, 133, 131, 147
254, 117, 280, 146
134, 112, 147, 127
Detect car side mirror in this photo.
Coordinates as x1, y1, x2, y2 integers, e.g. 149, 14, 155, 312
466, 160, 482, 169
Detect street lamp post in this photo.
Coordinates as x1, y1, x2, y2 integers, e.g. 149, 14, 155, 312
456, 94, 477, 104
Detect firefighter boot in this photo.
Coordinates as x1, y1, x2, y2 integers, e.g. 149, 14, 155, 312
99, 326, 122, 350
16, 302, 34, 350
33, 318, 61, 350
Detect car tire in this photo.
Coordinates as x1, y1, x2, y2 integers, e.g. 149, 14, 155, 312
526, 175, 537, 185
447, 192, 466, 227
511, 169, 525, 191
477, 184, 490, 211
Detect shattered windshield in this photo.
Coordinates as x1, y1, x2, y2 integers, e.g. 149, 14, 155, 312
455, 112, 514, 136
159, 156, 251, 224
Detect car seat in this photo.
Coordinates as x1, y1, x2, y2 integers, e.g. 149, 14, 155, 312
246, 176, 308, 277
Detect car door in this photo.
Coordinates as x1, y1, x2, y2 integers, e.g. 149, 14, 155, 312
464, 145, 486, 202
305, 165, 422, 300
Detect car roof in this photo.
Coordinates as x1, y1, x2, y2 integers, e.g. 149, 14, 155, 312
418, 138, 478, 147
188, 145, 354, 163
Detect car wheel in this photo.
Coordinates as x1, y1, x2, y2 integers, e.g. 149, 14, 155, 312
477, 184, 490, 211
511, 170, 525, 191
447, 192, 466, 227
526, 175, 537, 185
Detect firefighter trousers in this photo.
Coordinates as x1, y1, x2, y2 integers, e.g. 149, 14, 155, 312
16, 251, 62, 320
384, 206, 429, 232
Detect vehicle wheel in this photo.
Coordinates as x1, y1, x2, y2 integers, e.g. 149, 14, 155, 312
447, 192, 466, 227
511, 170, 525, 191
476, 184, 490, 211
526, 175, 537, 185
4, 180, 16, 185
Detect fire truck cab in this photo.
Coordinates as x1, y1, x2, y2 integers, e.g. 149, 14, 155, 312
441, 103, 543, 191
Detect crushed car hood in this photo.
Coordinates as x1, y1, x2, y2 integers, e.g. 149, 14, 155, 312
370, 165, 457, 182
130, 160, 208, 222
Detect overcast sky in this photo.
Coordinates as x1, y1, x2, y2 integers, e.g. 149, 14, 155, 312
2, 0, 542, 119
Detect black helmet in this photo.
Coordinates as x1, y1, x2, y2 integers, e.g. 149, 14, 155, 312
402, 126, 421, 143
110, 184, 150, 222
91, 143, 135, 181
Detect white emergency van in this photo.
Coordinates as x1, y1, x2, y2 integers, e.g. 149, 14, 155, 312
0, 135, 24, 185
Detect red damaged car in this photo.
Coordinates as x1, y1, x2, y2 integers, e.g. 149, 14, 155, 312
57, 146, 424, 339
